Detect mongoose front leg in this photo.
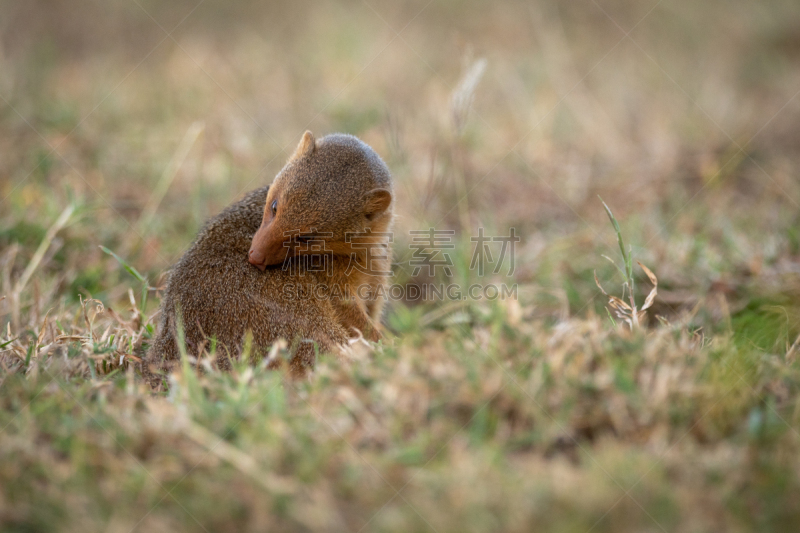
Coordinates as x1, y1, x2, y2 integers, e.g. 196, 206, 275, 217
333, 299, 382, 342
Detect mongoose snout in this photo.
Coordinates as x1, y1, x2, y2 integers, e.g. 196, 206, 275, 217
247, 224, 283, 271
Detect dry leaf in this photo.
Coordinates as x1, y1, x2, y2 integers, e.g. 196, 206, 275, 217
594, 270, 609, 296
638, 261, 658, 285
637, 262, 658, 311
609, 296, 631, 311
642, 288, 658, 311
37, 308, 52, 347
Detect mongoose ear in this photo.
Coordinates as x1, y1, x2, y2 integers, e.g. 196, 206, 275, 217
289, 130, 316, 162
363, 188, 392, 221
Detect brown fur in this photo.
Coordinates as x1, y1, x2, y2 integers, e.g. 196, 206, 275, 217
144, 132, 393, 385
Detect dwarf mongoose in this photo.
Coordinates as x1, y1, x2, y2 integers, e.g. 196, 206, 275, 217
145, 132, 393, 379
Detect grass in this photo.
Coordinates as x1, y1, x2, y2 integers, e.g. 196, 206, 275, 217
2, 0, 800, 531
594, 196, 659, 330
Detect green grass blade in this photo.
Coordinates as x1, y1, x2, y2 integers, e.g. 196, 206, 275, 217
0, 337, 18, 349
605, 307, 617, 327
602, 254, 628, 282
599, 196, 629, 276
99, 246, 147, 283
626, 244, 634, 282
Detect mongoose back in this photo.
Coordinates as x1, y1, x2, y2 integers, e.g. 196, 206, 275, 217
145, 132, 393, 381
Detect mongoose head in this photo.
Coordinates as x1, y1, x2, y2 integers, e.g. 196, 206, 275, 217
248, 131, 393, 271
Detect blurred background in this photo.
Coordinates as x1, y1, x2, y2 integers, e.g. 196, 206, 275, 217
1, 0, 799, 331
4, 3, 800, 531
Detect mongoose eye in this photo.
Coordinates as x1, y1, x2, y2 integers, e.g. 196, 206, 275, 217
271, 200, 278, 216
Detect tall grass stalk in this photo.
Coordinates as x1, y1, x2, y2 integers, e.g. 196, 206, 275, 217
595, 196, 658, 330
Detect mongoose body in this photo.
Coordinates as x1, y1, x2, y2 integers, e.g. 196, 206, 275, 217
146, 132, 393, 380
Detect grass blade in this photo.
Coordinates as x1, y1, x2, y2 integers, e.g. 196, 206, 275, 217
599, 196, 628, 273
100, 246, 147, 284
0, 337, 18, 349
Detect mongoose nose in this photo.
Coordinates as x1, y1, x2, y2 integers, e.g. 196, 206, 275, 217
248, 249, 267, 271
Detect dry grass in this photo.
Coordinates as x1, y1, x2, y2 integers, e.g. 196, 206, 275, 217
2, 0, 800, 531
